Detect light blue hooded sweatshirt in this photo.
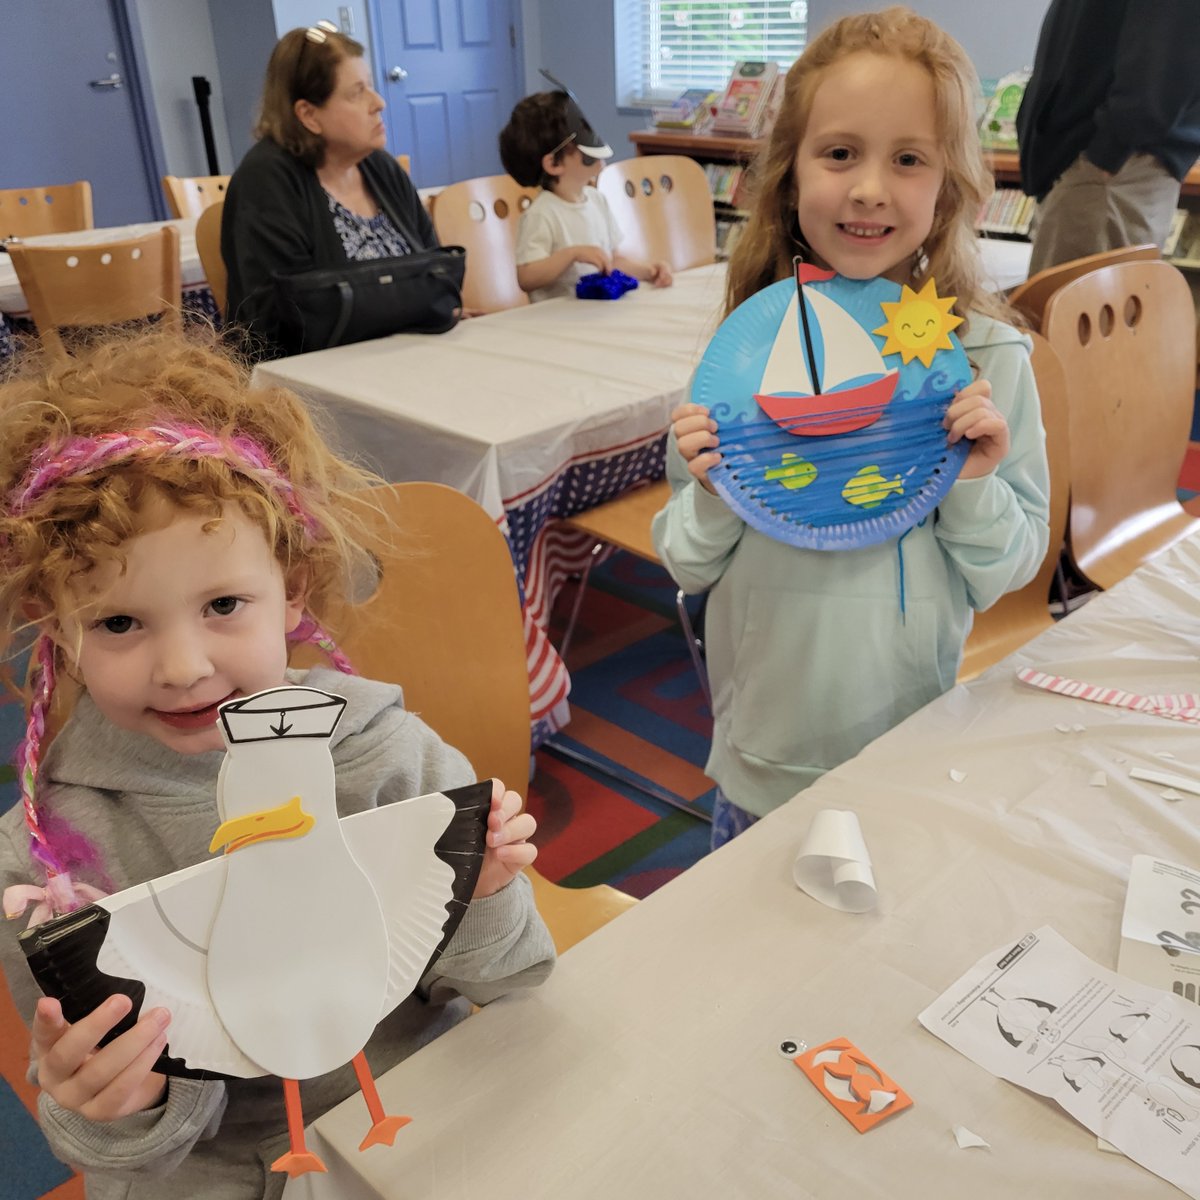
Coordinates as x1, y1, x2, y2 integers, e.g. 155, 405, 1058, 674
652, 312, 1051, 817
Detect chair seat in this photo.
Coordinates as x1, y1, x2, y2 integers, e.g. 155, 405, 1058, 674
527, 871, 639, 954
560, 479, 671, 560
1074, 505, 1200, 591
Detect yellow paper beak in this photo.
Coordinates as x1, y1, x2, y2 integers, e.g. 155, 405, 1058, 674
209, 795, 315, 855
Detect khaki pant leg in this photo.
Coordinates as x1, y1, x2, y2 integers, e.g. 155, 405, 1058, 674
1028, 152, 1181, 275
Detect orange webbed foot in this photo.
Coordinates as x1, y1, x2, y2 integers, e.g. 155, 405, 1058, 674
359, 1114, 413, 1151
270, 1149, 329, 1178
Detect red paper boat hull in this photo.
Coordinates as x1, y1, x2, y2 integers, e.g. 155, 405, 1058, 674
755, 370, 898, 436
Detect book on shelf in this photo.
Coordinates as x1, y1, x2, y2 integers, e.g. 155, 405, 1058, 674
1163, 208, 1189, 259
976, 186, 1035, 236
710, 60, 780, 137
651, 88, 718, 131
978, 69, 1030, 152
703, 162, 746, 206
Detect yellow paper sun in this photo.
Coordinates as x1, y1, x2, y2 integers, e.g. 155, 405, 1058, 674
873, 279, 963, 368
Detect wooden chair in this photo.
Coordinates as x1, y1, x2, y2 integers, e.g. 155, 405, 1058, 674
0, 181, 93, 240
958, 332, 1070, 680
431, 174, 537, 312
1041, 258, 1200, 589
294, 481, 638, 954
396, 153, 411, 174
8, 225, 182, 355
596, 155, 716, 271
195, 200, 227, 319
161, 173, 230, 220
558, 479, 709, 705
1007, 244, 1160, 332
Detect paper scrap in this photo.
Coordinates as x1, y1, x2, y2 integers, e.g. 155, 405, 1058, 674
1088, 772, 1107, 788
792, 810, 877, 913
1158, 752, 1178, 760
952, 1124, 990, 1150
1129, 767, 1200, 796
1072, 724, 1086, 733
1161, 789, 1185, 802
1055, 723, 1072, 734
949, 768, 967, 783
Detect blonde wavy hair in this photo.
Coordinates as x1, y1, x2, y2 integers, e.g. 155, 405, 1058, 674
0, 330, 378, 650
726, 6, 1011, 330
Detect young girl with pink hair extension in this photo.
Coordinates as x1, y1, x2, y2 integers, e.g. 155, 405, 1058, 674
0, 331, 553, 1198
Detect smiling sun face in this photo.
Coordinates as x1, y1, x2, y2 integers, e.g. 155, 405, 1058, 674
873, 279, 964, 368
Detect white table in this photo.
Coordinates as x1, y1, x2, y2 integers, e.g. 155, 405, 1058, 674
254, 264, 728, 728
979, 235, 1034, 292
295, 532, 1200, 1199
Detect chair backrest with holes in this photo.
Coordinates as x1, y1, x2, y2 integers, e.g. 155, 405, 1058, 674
1007, 244, 1160, 332
195, 201, 227, 319
161, 174, 231, 220
0, 181, 93, 240
1042, 258, 1199, 588
8, 226, 182, 354
431, 175, 537, 312
596, 155, 716, 271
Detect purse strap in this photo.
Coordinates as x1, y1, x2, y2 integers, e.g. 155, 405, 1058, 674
328, 280, 354, 348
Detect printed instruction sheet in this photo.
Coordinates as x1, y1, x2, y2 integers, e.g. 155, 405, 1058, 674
919, 926, 1200, 1198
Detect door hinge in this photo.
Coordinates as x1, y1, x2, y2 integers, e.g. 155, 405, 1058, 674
509, 22, 516, 48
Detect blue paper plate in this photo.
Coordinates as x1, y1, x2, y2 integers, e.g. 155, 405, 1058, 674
695, 271, 972, 550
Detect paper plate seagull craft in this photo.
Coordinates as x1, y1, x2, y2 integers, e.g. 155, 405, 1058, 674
696, 260, 972, 550
16, 685, 492, 1179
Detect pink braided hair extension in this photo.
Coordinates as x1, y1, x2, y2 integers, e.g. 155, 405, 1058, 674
9, 422, 358, 918
10, 422, 323, 538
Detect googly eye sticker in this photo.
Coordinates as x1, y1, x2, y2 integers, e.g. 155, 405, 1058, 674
779, 1038, 807, 1059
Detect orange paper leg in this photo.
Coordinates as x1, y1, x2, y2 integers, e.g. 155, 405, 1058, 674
270, 1078, 328, 1177
353, 1050, 412, 1151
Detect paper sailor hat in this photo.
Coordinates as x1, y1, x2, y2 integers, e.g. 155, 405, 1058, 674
218, 686, 347, 745
539, 67, 613, 160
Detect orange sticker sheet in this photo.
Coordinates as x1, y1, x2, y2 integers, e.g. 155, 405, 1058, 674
793, 1036, 913, 1132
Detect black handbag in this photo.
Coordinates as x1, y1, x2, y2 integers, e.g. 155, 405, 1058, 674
273, 244, 466, 353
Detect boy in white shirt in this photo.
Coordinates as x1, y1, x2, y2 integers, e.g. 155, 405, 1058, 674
499, 82, 673, 302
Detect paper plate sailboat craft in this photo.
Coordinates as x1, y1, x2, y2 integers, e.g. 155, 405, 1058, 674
17, 686, 492, 1179
696, 262, 973, 549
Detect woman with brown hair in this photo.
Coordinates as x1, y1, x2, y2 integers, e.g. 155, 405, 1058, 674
221, 23, 439, 359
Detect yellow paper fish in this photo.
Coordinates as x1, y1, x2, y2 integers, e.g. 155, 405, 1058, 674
764, 452, 817, 491
842, 466, 903, 509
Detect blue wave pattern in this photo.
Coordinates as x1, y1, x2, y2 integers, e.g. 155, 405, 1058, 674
697, 274, 973, 550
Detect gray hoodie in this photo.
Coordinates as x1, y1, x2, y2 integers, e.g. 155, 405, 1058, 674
0, 666, 555, 1199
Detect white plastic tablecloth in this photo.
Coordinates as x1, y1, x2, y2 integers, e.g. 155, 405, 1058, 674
291, 530, 1200, 1200
253, 264, 728, 724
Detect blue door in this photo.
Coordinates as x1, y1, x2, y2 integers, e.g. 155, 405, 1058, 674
371, 0, 522, 188
0, 1, 162, 226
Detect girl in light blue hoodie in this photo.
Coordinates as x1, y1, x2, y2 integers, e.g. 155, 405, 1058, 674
653, 8, 1050, 847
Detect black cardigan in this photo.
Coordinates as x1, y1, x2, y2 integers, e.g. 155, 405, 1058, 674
221, 138, 438, 358
1016, 0, 1200, 200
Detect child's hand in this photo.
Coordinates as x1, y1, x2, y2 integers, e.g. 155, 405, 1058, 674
32, 994, 169, 1121
670, 401, 721, 493
474, 779, 537, 899
572, 245, 613, 274
649, 261, 674, 288
944, 378, 1010, 480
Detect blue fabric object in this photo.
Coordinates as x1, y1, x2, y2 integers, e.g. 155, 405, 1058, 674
710, 788, 759, 851
575, 270, 639, 300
